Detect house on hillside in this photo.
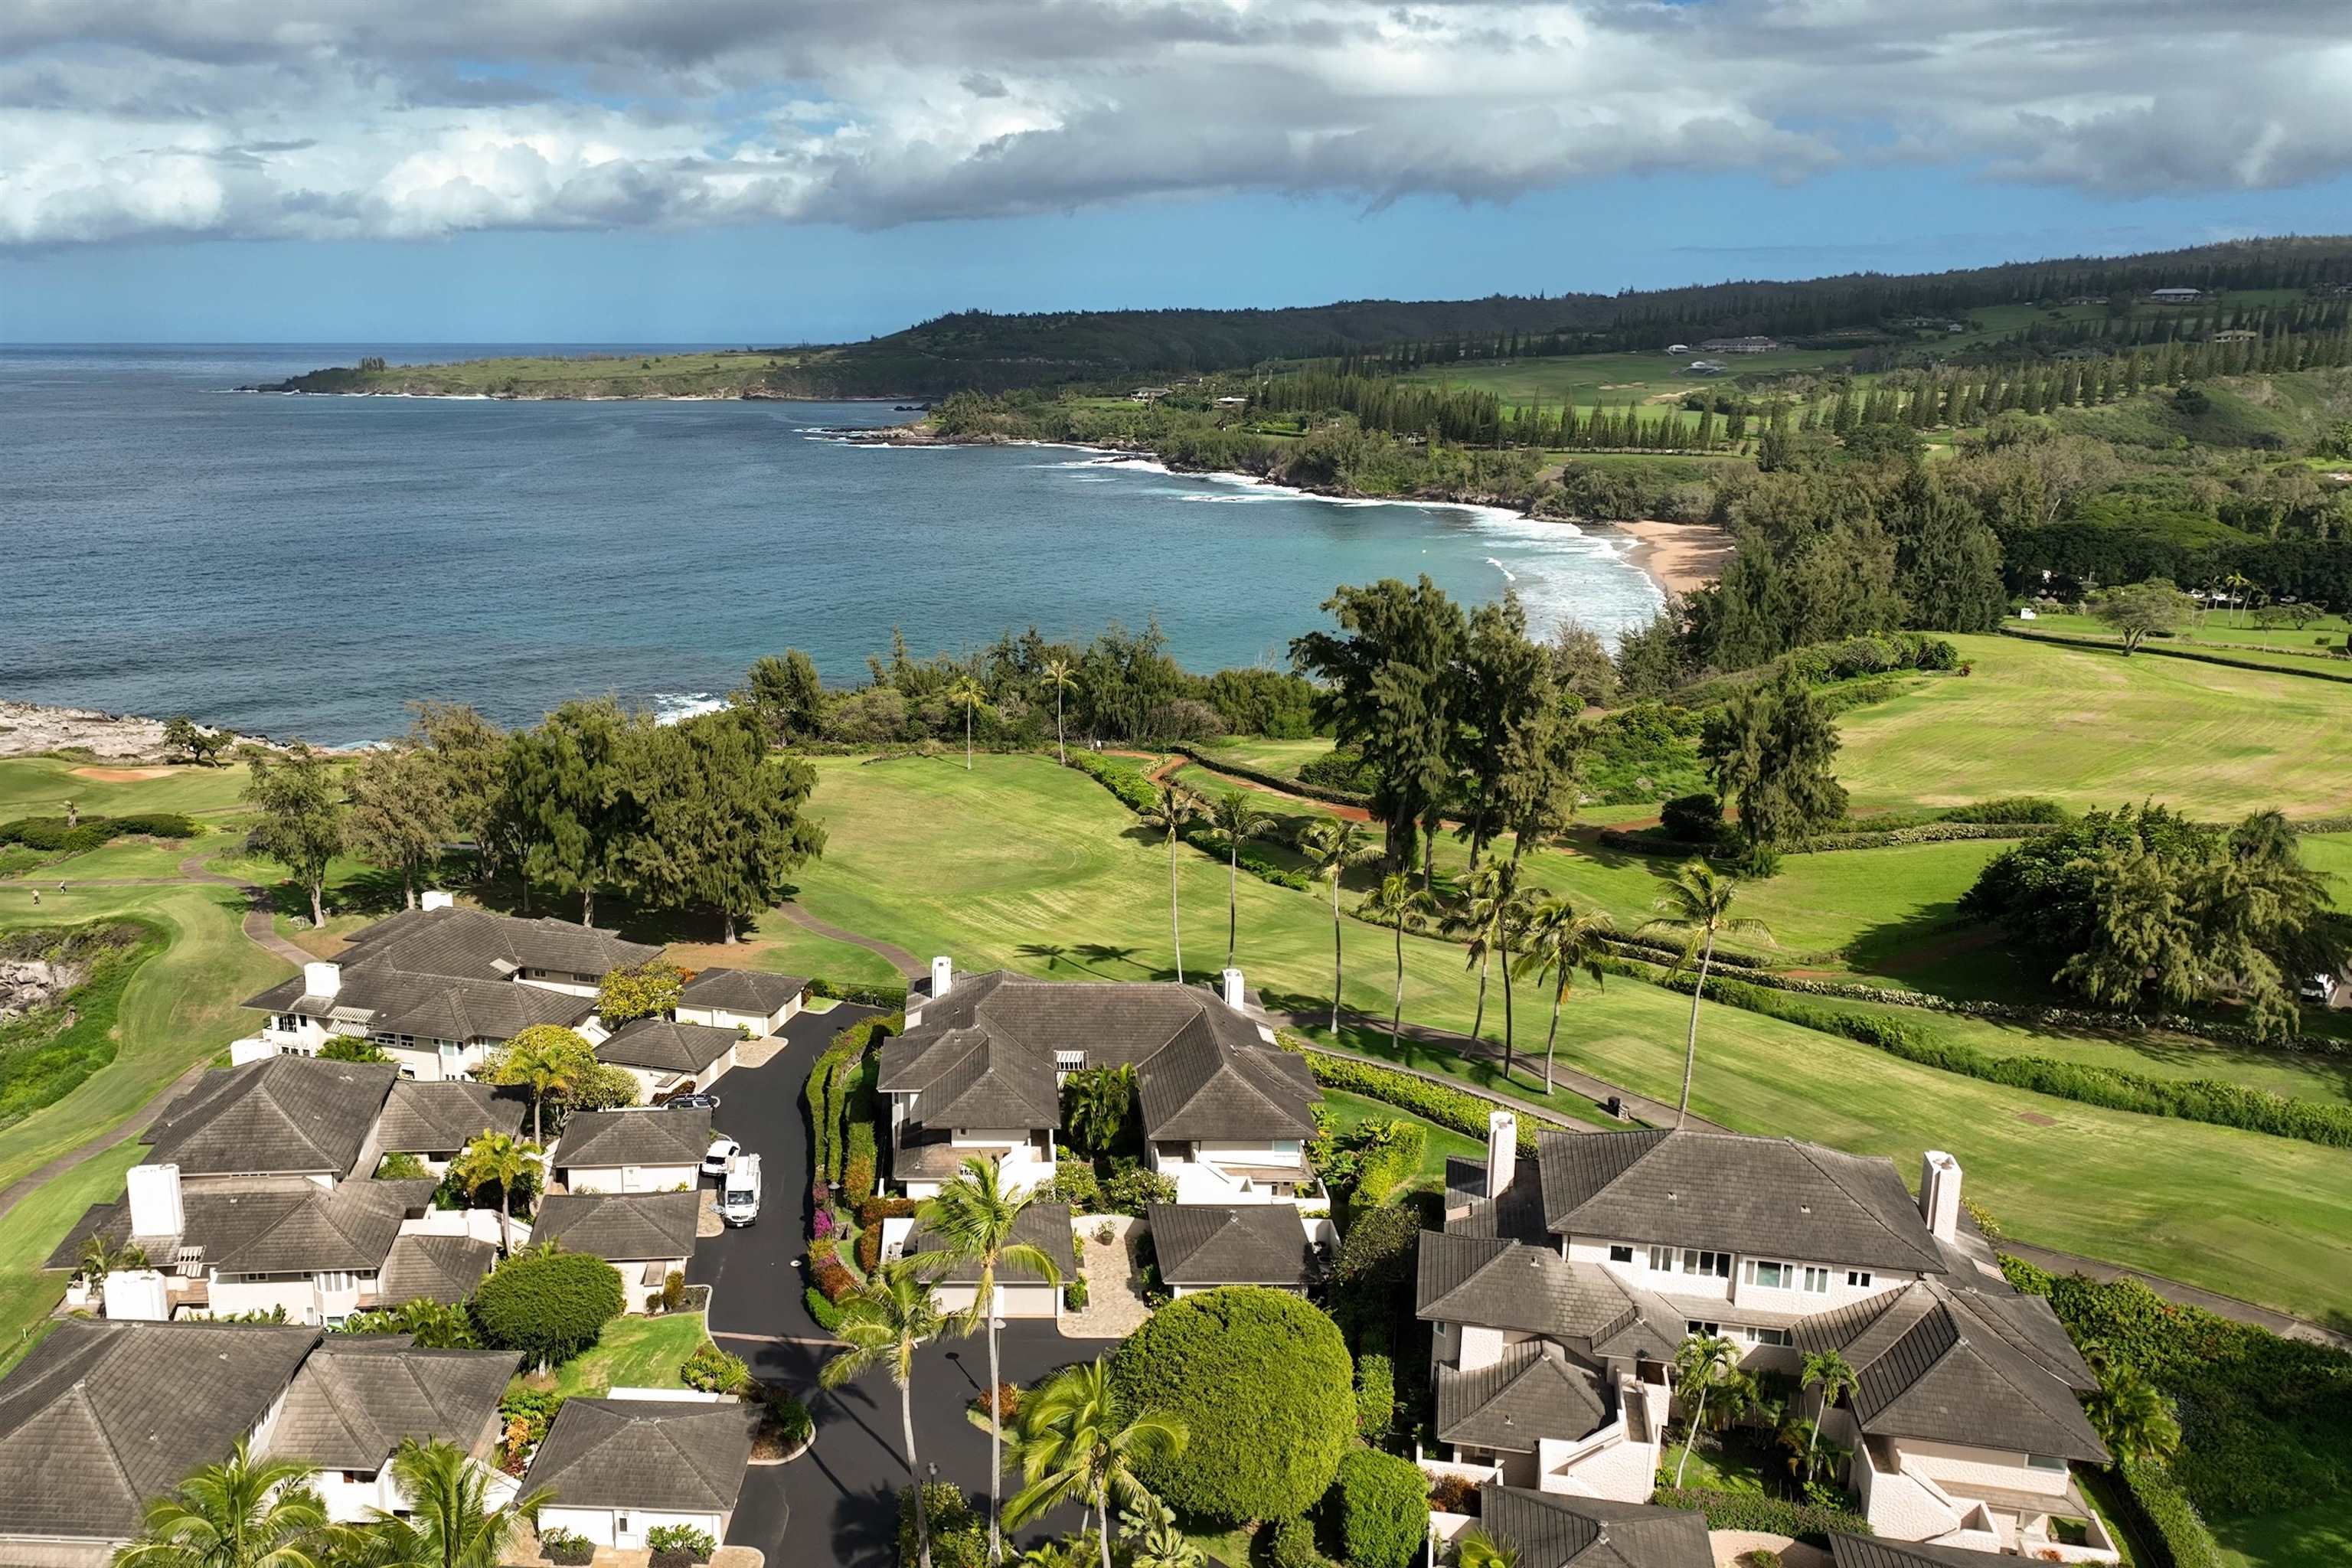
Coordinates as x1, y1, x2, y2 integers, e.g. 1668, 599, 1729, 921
553, 1109, 711, 1194
1416, 1117, 2116, 1561
530, 1192, 701, 1312
672, 966, 808, 1036
234, 900, 660, 1082
0, 1321, 522, 1564
524, 1396, 760, 1550
876, 960, 1322, 1205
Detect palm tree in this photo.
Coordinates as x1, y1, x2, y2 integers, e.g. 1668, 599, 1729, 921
1004, 1357, 1186, 1568
449, 1131, 540, 1256
1452, 1527, 1521, 1568
499, 1028, 583, 1144
1670, 1334, 1738, 1488
114, 1436, 338, 1568
821, 1262, 951, 1568
1205, 790, 1270, 971
949, 675, 986, 771
1361, 872, 1435, 1043
1637, 861, 1773, 1129
1514, 896, 1615, 1094
1450, 861, 1535, 1075
1041, 659, 1079, 767
919, 1158, 1066, 1563
350, 1438, 550, 1568
1137, 782, 1197, 985
79, 1233, 150, 1286
1798, 1348, 1860, 1481
2086, 1364, 2181, 1466
1298, 817, 1377, 1031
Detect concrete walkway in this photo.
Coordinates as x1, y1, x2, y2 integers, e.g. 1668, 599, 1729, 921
775, 901, 924, 982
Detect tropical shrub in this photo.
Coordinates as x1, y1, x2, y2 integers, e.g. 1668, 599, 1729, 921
1355, 1351, 1396, 1440
1331, 1448, 1429, 1568
469, 1246, 622, 1366
804, 1286, 842, 1331
498, 1387, 564, 1467
319, 1037, 391, 1063
680, 1342, 749, 1393
374, 1151, 430, 1179
1660, 792, 1723, 844
660, 1269, 688, 1312
1284, 1044, 1547, 1153
2112, 1455, 2226, 1568
812, 1257, 859, 1302
1265, 1515, 1326, 1568
900, 1481, 988, 1568
539, 1527, 595, 1565
1295, 748, 1380, 798
1334, 1204, 1421, 1297
1042, 1162, 1102, 1211
1063, 1275, 1089, 1312
597, 959, 688, 1026
1649, 1488, 1871, 1545
844, 1121, 877, 1204
1109, 1287, 1355, 1522
1099, 1165, 1178, 1215
645, 1522, 716, 1566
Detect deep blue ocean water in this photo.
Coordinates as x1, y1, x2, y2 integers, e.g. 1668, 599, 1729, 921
0, 345, 1661, 745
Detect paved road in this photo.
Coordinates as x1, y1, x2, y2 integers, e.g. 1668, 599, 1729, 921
691, 1004, 1114, 1563
776, 902, 926, 982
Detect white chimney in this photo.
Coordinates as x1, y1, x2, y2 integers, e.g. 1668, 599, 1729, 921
1220, 967, 1246, 1008
1486, 1110, 1517, 1197
420, 890, 455, 911
102, 1270, 171, 1322
126, 1162, 185, 1240
929, 956, 954, 998
303, 960, 341, 999
1919, 1150, 1962, 1243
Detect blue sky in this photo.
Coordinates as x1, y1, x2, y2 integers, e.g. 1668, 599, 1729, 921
4, 1, 2349, 343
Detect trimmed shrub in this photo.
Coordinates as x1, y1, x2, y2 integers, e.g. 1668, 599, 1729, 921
1295, 748, 1380, 800
811, 1257, 858, 1303
680, 1342, 748, 1394
538, 1528, 595, 1566
2113, 1455, 2226, 1568
1266, 1516, 1325, 1568
856, 1223, 883, 1275
1331, 1448, 1429, 1568
1063, 1275, 1089, 1312
857, 1196, 921, 1227
644, 1524, 715, 1565
844, 1121, 877, 1204
1649, 1488, 1871, 1546
1334, 1204, 1421, 1297
1355, 1351, 1396, 1440
899, 1481, 988, 1568
469, 1247, 622, 1366
659, 1269, 687, 1312
1109, 1287, 1355, 1523
1043, 1162, 1102, 1211
1660, 792, 1723, 844
804, 1286, 842, 1331
1099, 1165, 1178, 1215
1063, 750, 1160, 813
808, 977, 912, 1007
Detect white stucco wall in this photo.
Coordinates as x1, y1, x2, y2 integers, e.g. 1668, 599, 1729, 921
564, 1162, 697, 1194
537, 1505, 727, 1550
1900, 1438, 2072, 1498
934, 1282, 1057, 1318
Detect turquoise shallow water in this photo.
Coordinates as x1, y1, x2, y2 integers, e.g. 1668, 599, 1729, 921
0, 345, 1659, 745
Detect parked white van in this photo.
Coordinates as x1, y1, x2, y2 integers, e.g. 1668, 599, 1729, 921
718, 1153, 762, 1227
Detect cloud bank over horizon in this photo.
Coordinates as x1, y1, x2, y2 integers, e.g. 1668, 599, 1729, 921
4, 0, 2349, 252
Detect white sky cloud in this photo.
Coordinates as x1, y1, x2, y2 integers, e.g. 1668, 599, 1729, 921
2, 0, 2347, 247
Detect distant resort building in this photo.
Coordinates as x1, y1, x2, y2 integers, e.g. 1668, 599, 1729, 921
1697, 335, 1780, 354
2148, 286, 2203, 303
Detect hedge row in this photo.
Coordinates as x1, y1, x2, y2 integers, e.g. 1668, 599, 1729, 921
2110, 1456, 2227, 1568
1285, 1041, 1552, 1152
1063, 751, 1313, 890
805, 1013, 899, 1190
2000, 626, 2352, 685
1649, 1487, 1872, 1545
808, 976, 912, 1008
0, 812, 201, 852
1598, 820, 2051, 859
1168, 741, 1373, 808
1612, 957, 2352, 1148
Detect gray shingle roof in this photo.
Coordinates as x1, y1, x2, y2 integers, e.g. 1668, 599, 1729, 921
378, 1233, 498, 1305
245, 960, 597, 1044
0, 1320, 318, 1540
1828, 1533, 2014, 1568
48, 1179, 437, 1275
1536, 1129, 1948, 1273
1145, 1204, 1314, 1286
1445, 1156, 1549, 1245
1416, 1233, 1683, 1364
1795, 1279, 2106, 1462
678, 967, 807, 1014
146, 1057, 398, 1178
521, 1397, 757, 1513
903, 1203, 1073, 1285
596, 1018, 742, 1076
882, 973, 1316, 1142
1478, 1485, 1713, 1568
336, 906, 662, 982
376, 1080, 527, 1155
267, 1341, 518, 1472
532, 1191, 701, 1261
554, 1108, 712, 1171
1436, 1343, 1610, 1450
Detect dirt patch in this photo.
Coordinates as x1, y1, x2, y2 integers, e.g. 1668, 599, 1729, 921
68, 765, 178, 782
2017, 1111, 2058, 1127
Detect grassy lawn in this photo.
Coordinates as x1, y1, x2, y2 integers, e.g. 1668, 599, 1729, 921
668, 923, 906, 989
2215, 1499, 2352, 1568
1834, 634, 2352, 818
785, 752, 2352, 1323
1190, 737, 1338, 781
1318, 1088, 1482, 1193
534, 1311, 713, 1399
0, 1142, 143, 1374
0, 756, 250, 819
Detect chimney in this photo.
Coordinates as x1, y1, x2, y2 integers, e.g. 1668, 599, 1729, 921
303, 960, 341, 999
1486, 1110, 1517, 1197
1919, 1150, 1962, 1243
929, 956, 954, 998
126, 1163, 185, 1241
420, 890, 455, 911
1220, 967, 1246, 1008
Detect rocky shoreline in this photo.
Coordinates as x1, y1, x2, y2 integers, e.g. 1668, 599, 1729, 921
0, 700, 344, 762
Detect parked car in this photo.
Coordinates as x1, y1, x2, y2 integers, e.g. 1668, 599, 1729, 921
2299, 973, 2338, 1004
665, 1092, 722, 1111
702, 1135, 743, 1177
718, 1154, 763, 1227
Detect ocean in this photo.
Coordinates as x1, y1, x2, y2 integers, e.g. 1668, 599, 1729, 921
0, 345, 1661, 746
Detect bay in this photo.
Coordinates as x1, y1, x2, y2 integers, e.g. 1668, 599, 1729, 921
0, 345, 1661, 746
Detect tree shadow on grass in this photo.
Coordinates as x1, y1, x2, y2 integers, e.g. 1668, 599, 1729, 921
1840, 909, 2055, 1004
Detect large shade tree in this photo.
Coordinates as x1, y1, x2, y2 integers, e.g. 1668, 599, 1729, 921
242, 743, 345, 929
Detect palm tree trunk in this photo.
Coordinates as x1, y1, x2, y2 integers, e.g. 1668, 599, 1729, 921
1168, 831, 1185, 985
532, 1096, 543, 1145
965, 708, 973, 771
499, 1191, 512, 1257
903, 1381, 934, 1568
986, 1308, 1003, 1562
1329, 876, 1343, 1032
1056, 694, 1067, 767
1096, 1488, 1113, 1568
1674, 1381, 1710, 1488
1544, 981, 1563, 1095
1390, 920, 1405, 1042
1677, 931, 1716, 1129
1805, 1399, 1821, 1475
1470, 952, 1489, 1041
1500, 938, 1516, 1081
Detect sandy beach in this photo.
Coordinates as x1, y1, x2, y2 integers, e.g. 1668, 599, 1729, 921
1612, 518, 1737, 596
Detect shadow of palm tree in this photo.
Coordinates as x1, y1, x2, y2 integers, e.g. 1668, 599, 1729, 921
1016, 942, 1068, 969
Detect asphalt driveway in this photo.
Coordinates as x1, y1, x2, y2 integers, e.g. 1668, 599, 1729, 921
692, 1003, 1117, 1563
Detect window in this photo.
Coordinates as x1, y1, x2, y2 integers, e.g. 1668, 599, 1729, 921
2027, 1454, 2069, 1473
1742, 1325, 1794, 1347
1648, 1246, 1674, 1272
1681, 1249, 1732, 1279
1608, 1244, 1635, 1264
616, 1514, 631, 1535
1847, 1270, 1873, 1288
318, 1271, 356, 1292
1804, 1267, 1831, 1293
1684, 1320, 1721, 1338
1748, 1259, 1795, 1289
